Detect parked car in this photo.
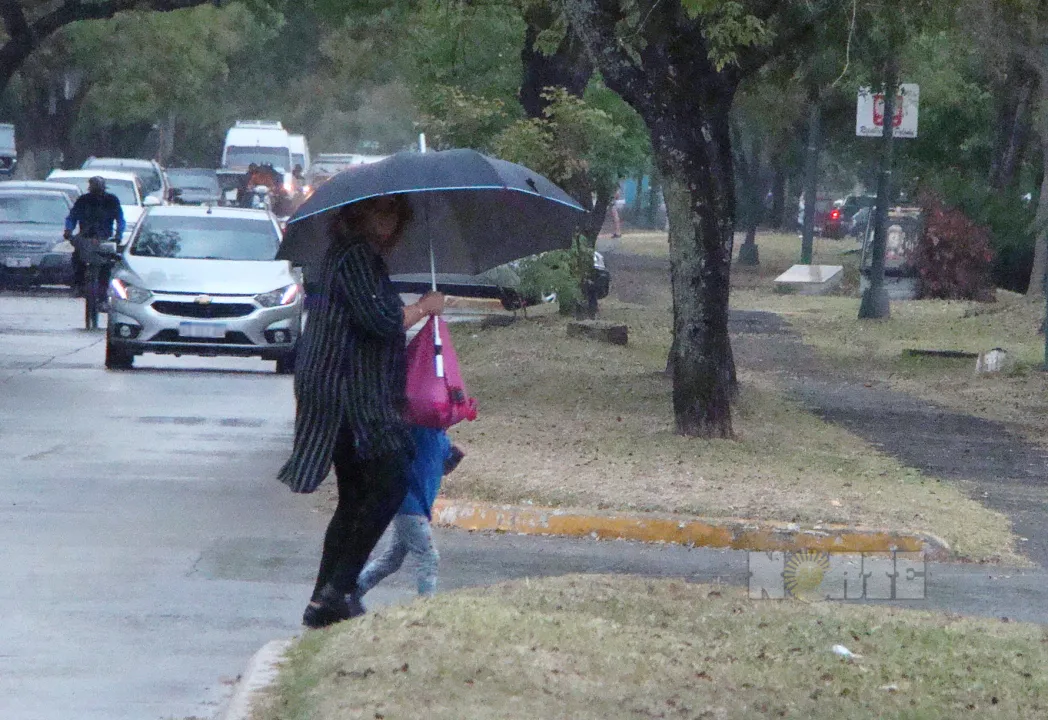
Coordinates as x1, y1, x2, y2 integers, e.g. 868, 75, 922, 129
389, 251, 611, 311
0, 188, 75, 286
839, 194, 877, 221
166, 168, 221, 205
47, 169, 155, 230
104, 205, 302, 372
0, 123, 16, 176
849, 206, 874, 239
0, 179, 81, 205
82, 157, 170, 203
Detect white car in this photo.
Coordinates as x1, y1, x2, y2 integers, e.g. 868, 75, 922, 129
104, 205, 302, 372
46, 169, 156, 231
82, 157, 171, 203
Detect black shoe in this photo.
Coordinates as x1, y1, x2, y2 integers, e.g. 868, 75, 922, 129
303, 586, 364, 629
444, 445, 465, 475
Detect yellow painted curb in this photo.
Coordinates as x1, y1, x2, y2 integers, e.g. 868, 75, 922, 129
432, 498, 950, 558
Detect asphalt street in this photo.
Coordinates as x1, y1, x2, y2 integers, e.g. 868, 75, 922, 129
1, 292, 1047, 720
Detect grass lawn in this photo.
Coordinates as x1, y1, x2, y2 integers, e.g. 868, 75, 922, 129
252, 575, 1048, 720
442, 296, 1018, 562
729, 232, 1048, 448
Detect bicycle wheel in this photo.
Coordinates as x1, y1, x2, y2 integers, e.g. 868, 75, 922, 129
84, 265, 99, 330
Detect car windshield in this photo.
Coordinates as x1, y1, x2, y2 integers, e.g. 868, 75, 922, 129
0, 194, 69, 224
130, 215, 279, 261
56, 177, 139, 205
226, 147, 290, 172
167, 171, 219, 192
86, 163, 162, 195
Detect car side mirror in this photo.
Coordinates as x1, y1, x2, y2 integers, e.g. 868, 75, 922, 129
143, 196, 162, 207
168, 188, 183, 203
98, 241, 120, 259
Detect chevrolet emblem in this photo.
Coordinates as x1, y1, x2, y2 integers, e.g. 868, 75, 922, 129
195, 295, 213, 305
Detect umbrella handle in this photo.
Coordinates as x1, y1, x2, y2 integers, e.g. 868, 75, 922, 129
433, 315, 444, 378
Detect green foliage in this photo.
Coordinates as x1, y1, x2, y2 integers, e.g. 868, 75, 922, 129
515, 234, 594, 312
493, 87, 647, 204
68, 5, 268, 128
408, 0, 526, 108
690, 1, 771, 70
416, 85, 511, 151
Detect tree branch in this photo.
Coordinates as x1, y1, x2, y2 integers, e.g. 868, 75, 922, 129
558, 0, 649, 108
0, 1, 32, 48
33, 0, 214, 39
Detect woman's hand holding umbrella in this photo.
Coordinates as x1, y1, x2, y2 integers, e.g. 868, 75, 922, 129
403, 291, 445, 329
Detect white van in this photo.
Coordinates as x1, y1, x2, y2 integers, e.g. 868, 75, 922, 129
288, 134, 310, 178
221, 121, 293, 176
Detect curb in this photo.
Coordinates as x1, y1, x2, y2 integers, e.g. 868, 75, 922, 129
431, 499, 950, 558
218, 638, 294, 720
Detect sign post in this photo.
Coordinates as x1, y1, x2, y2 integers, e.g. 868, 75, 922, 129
857, 79, 919, 320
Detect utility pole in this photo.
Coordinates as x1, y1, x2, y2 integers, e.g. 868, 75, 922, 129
800, 92, 821, 265
858, 58, 898, 320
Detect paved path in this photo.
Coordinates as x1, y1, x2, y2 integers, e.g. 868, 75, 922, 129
731, 310, 1048, 567
2, 291, 1047, 720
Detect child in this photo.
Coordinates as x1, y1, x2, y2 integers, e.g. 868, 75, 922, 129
357, 426, 464, 598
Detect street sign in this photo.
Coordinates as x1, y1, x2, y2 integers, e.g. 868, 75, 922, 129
856, 84, 919, 138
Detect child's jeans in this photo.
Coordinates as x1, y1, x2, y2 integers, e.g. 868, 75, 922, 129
357, 514, 439, 597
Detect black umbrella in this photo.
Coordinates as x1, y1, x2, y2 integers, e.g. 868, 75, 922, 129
277, 149, 586, 280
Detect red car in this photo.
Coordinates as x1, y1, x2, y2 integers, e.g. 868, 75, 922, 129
822, 204, 847, 239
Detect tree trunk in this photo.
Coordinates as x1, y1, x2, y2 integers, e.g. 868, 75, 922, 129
800, 93, 821, 264
858, 61, 899, 320
990, 56, 1036, 191
1027, 136, 1048, 298
665, 170, 736, 438
733, 125, 760, 265
646, 173, 662, 229
519, 6, 592, 118
769, 148, 787, 230
561, 0, 738, 438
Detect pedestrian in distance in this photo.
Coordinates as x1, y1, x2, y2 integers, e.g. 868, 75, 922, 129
277, 194, 446, 630
357, 428, 465, 599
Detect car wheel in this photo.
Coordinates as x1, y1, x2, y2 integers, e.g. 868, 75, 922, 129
275, 351, 296, 375
105, 339, 134, 370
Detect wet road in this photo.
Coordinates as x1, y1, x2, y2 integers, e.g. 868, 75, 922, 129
3, 292, 1048, 720
0, 294, 742, 720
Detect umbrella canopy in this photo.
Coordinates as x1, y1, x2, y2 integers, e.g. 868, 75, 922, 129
277, 149, 586, 276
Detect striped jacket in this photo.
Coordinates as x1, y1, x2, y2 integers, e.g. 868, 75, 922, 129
278, 238, 411, 494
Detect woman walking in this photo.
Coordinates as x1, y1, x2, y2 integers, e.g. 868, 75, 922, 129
278, 194, 444, 629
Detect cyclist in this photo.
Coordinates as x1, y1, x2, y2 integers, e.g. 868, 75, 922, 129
64, 175, 125, 300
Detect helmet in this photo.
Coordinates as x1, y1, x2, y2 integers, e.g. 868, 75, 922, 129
87, 176, 106, 193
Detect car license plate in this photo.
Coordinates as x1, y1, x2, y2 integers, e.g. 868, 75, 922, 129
3, 257, 31, 268
178, 322, 227, 339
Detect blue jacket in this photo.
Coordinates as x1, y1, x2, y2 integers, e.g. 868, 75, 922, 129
65, 191, 126, 239
399, 426, 451, 519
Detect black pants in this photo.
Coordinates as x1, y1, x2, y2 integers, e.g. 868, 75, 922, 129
311, 430, 410, 600
72, 242, 110, 295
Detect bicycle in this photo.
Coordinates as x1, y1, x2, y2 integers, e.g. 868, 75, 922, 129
74, 235, 114, 331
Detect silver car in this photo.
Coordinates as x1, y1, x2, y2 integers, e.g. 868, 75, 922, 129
105, 205, 303, 373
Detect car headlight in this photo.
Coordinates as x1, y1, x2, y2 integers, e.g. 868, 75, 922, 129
110, 278, 152, 304
256, 284, 300, 308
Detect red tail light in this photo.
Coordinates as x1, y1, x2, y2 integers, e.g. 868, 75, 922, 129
830, 209, 841, 220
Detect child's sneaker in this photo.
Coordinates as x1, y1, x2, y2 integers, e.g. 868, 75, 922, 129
444, 445, 465, 475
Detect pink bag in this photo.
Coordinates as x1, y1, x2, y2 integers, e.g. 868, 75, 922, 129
404, 316, 478, 429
